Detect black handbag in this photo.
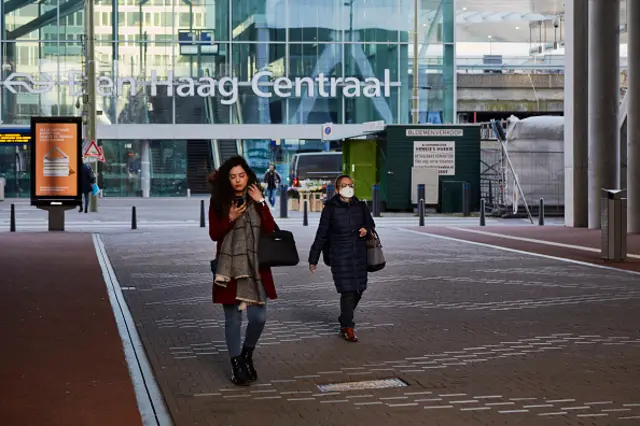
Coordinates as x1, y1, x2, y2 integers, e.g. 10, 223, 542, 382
259, 224, 300, 268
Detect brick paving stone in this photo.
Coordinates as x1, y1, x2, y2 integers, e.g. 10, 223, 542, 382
101, 226, 640, 425
416, 226, 640, 272
0, 233, 142, 426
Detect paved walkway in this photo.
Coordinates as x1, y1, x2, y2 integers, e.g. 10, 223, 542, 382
0, 233, 142, 426
417, 226, 640, 273
101, 226, 640, 425
3, 225, 640, 425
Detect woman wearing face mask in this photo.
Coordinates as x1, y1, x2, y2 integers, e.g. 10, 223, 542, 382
308, 174, 375, 342
208, 156, 277, 386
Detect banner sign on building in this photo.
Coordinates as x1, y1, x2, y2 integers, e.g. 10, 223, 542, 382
1, 66, 401, 105
406, 129, 463, 137
413, 141, 456, 175
30, 116, 82, 206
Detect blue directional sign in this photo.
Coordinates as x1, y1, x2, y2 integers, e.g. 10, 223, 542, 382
178, 29, 218, 56
0, 127, 30, 146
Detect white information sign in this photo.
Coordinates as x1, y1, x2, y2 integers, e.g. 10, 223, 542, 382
413, 141, 455, 176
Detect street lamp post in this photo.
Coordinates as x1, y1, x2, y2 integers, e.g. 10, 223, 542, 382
85, 0, 99, 212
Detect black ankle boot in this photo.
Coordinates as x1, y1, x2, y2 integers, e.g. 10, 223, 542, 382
241, 347, 257, 381
230, 356, 251, 386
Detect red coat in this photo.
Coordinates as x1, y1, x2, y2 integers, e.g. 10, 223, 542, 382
209, 202, 278, 304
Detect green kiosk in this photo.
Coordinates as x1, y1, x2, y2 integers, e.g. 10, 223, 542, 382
341, 124, 482, 213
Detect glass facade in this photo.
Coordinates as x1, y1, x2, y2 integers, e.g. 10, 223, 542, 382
0, 0, 456, 196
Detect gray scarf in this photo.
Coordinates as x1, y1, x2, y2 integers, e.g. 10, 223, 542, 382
214, 202, 265, 305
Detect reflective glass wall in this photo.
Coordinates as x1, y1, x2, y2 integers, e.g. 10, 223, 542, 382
0, 0, 455, 195
0, 0, 455, 127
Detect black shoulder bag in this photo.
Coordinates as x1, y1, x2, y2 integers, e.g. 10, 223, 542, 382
258, 223, 300, 268
211, 217, 300, 275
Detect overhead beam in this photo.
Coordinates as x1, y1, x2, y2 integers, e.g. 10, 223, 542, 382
6, 0, 83, 40
4, 0, 37, 15
97, 123, 384, 141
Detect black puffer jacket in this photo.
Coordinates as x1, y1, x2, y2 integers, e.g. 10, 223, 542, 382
309, 195, 375, 294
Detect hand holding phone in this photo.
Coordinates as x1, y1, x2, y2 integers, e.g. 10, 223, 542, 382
229, 201, 247, 221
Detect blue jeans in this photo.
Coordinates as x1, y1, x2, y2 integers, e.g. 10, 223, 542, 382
223, 303, 267, 357
82, 191, 90, 211
265, 187, 277, 207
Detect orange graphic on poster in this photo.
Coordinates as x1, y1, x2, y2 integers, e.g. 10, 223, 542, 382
34, 122, 79, 197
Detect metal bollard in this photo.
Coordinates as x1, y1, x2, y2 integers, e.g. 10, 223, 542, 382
200, 199, 206, 228
131, 206, 137, 230
419, 199, 425, 226
372, 184, 381, 217
10, 203, 16, 232
538, 198, 545, 226
279, 184, 288, 219
303, 200, 308, 226
417, 184, 425, 205
480, 198, 486, 226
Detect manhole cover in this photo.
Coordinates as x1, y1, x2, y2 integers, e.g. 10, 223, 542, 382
317, 378, 408, 393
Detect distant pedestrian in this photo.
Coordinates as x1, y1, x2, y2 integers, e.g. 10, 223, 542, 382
263, 164, 281, 207
308, 175, 375, 342
208, 156, 278, 386
79, 161, 96, 213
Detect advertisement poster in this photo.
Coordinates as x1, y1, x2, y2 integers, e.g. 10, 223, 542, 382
33, 121, 80, 198
413, 141, 456, 176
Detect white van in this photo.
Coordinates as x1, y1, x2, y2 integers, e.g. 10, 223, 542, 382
289, 152, 342, 187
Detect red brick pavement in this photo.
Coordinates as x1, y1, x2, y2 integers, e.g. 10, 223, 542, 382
413, 226, 640, 272
0, 233, 142, 426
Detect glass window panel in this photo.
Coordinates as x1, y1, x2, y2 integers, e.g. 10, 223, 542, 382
100, 140, 142, 196
232, 42, 286, 82
231, 0, 285, 42
346, 0, 401, 43
284, 43, 343, 124
286, 0, 343, 43
175, 42, 231, 124
149, 140, 188, 196
102, 41, 174, 124
0, 144, 31, 198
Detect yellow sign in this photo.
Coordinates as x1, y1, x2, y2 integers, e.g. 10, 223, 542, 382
0, 132, 31, 144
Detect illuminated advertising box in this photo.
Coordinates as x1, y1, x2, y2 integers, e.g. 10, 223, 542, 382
30, 116, 82, 206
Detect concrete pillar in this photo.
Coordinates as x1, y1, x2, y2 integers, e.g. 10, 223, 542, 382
442, 0, 456, 124
564, 0, 589, 228
629, 0, 640, 233
141, 140, 151, 198
588, 0, 620, 229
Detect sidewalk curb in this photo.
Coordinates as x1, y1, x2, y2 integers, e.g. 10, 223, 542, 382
93, 234, 174, 426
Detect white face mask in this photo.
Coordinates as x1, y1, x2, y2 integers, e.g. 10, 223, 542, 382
339, 186, 354, 199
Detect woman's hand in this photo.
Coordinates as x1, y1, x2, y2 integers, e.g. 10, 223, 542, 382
309, 264, 317, 273
359, 228, 367, 238
247, 184, 264, 203
229, 202, 247, 221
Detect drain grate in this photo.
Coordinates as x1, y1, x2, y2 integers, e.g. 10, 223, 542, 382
317, 378, 408, 393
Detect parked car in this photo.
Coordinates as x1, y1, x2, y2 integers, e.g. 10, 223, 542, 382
289, 151, 342, 187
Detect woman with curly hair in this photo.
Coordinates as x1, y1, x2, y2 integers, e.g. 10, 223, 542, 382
208, 156, 277, 386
